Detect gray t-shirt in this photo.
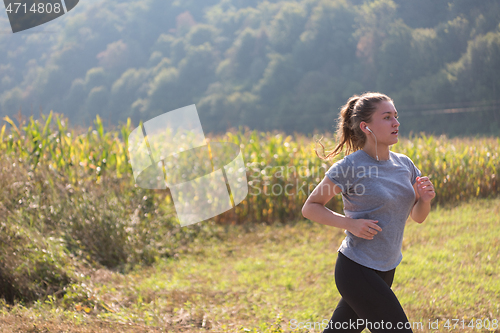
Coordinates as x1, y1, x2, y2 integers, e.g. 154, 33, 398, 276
325, 149, 421, 271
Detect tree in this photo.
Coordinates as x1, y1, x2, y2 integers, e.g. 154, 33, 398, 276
354, 0, 398, 87
448, 31, 500, 101
268, 2, 308, 54
293, 0, 357, 73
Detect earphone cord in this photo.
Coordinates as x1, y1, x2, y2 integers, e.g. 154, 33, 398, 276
372, 133, 379, 161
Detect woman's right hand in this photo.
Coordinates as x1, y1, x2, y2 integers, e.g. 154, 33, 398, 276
346, 218, 382, 240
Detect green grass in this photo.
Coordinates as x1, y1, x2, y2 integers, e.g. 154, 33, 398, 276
398, 197, 500, 322
1, 197, 499, 332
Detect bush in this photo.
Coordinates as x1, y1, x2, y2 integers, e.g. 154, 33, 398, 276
0, 214, 76, 303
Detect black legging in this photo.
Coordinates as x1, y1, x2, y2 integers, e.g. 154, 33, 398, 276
322, 252, 413, 333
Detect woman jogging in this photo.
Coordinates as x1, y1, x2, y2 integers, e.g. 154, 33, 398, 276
301, 92, 435, 332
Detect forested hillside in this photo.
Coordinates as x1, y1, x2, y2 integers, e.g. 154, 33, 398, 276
0, 0, 499, 136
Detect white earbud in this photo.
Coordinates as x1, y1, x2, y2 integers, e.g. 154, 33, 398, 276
366, 126, 373, 133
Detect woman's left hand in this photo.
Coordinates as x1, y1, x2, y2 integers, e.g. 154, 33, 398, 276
416, 176, 435, 202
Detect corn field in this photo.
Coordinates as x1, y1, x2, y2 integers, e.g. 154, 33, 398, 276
1, 111, 499, 226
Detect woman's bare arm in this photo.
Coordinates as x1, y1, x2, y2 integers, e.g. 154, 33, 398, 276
301, 177, 382, 240
410, 176, 434, 223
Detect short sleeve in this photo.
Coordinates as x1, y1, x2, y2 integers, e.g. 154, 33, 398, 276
325, 157, 355, 195
406, 156, 422, 185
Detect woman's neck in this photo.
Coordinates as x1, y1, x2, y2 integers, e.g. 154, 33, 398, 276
362, 142, 390, 161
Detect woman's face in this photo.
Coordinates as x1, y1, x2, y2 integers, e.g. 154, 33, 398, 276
363, 101, 400, 146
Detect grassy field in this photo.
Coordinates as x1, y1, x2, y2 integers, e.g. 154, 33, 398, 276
1, 196, 499, 332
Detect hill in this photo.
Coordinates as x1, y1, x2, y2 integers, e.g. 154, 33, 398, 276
0, 0, 499, 136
